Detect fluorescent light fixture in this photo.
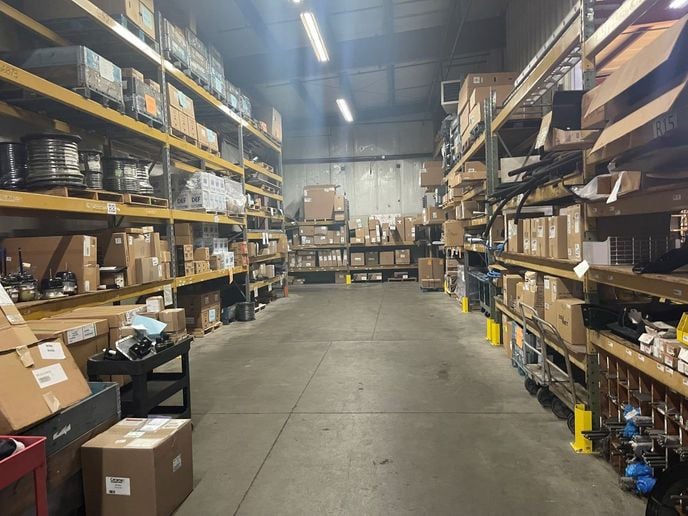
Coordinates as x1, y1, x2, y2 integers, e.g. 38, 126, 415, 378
336, 98, 354, 123
669, 0, 688, 7
292, 0, 302, 3
300, 11, 329, 62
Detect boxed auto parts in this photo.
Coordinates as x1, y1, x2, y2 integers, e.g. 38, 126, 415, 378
423, 207, 446, 225
3, 235, 99, 293
543, 276, 583, 326
443, 220, 464, 247
418, 258, 443, 289
55, 305, 147, 343
420, 161, 444, 187
81, 418, 193, 516
395, 249, 411, 265
458, 72, 516, 117
0, 284, 91, 434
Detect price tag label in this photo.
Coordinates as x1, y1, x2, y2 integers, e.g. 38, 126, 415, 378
107, 202, 117, 215
214, 215, 220, 223
268, 284, 273, 292
253, 288, 258, 297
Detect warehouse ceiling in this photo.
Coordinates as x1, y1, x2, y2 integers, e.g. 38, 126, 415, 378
191, 0, 508, 127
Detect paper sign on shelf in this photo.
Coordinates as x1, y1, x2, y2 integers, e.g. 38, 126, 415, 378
573, 260, 590, 278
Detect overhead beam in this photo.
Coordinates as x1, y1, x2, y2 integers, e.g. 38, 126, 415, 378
222, 16, 505, 86
384, 0, 395, 108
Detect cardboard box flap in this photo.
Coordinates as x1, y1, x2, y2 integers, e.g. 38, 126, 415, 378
585, 14, 688, 119
590, 78, 687, 157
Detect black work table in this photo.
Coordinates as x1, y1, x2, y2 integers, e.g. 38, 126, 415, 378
87, 336, 193, 418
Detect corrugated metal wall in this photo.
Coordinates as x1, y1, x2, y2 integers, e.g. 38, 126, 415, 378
504, 0, 577, 73
283, 120, 434, 219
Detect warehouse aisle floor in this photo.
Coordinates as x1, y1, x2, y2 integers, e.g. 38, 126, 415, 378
176, 284, 643, 516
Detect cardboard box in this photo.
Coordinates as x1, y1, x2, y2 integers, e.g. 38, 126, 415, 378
521, 283, 543, 317
82, 418, 193, 516
536, 112, 599, 152
443, 220, 465, 247
334, 195, 345, 213
422, 207, 446, 225
502, 274, 522, 308
196, 123, 219, 153
419, 258, 443, 280
469, 84, 513, 111
506, 218, 523, 253
193, 247, 210, 261
135, 257, 162, 284
145, 295, 165, 313
167, 82, 195, 118
563, 205, 583, 261
365, 252, 379, 266
547, 216, 568, 259
395, 249, 410, 265
420, 161, 444, 187
158, 308, 186, 332
254, 105, 283, 142
56, 305, 146, 330
3, 235, 99, 293
543, 276, 583, 325
555, 298, 586, 346
185, 303, 220, 329
380, 251, 395, 265
404, 217, 416, 242
458, 72, 516, 114
351, 253, 365, 266
28, 318, 109, 377
522, 218, 531, 256
303, 185, 336, 220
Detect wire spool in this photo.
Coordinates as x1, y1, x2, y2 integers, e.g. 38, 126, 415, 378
236, 302, 256, 321
22, 134, 83, 189
103, 157, 139, 193
79, 150, 103, 190
136, 160, 155, 195
0, 142, 27, 190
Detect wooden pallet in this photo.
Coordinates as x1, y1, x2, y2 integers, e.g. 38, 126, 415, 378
126, 107, 164, 129
185, 68, 209, 88
198, 142, 220, 156
171, 128, 197, 145
73, 87, 124, 112
36, 187, 123, 202
191, 321, 222, 337
121, 193, 169, 208
112, 14, 160, 52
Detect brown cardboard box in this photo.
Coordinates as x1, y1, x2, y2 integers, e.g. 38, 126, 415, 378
135, 257, 162, 284
56, 306, 146, 331
563, 205, 583, 261
521, 283, 543, 317
314, 225, 328, 236
543, 275, 583, 325
130, 234, 150, 260
193, 261, 209, 274
420, 161, 444, 187
507, 218, 523, 253
178, 261, 194, 277
547, 216, 568, 259
422, 207, 446, 225
443, 220, 464, 247
28, 318, 109, 377
0, 334, 91, 434
196, 123, 219, 153
404, 217, 416, 242
299, 225, 315, 237
522, 218, 531, 256
354, 228, 367, 240
3, 235, 99, 293
380, 251, 395, 265
368, 218, 379, 230
395, 249, 410, 265
254, 105, 283, 142
314, 235, 328, 245
469, 84, 513, 111
537, 112, 599, 152
366, 252, 379, 266
303, 185, 336, 220
419, 258, 443, 280
185, 303, 220, 329
515, 282, 525, 307
209, 255, 221, 270
81, 418, 193, 516
502, 274, 522, 308
351, 253, 365, 266
193, 247, 210, 261
334, 195, 345, 213
167, 83, 195, 118
533, 218, 548, 257
555, 298, 586, 346
458, 72, 516, 114
503, 319, 512, 356
158, 308, 186, 332
148, 232, 162, 259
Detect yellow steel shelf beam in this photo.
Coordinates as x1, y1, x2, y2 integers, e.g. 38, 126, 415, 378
590, 330, 688, 397
170, 210, 245, 226
174, 267, 245, 288
251, 276, 283, 290
245, 184, 283, 201
588, 265, 688, 304
497, 252, 580, 281
18, 280, 171, 320
0, 1, 70, 46
493, 21, 580, 133
292, 266, 349, 272
247, 231, 284, 241
583, 0, 659, 59
244, 160, 282, 183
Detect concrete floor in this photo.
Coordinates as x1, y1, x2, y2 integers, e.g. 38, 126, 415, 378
176, 283, 644, 515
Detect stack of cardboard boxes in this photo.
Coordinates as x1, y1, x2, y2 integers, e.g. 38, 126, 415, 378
303, 185, 341, 220
178, 290, 220, 332
293, 225, 347, 247
419, 161, 444, 188
458, 72, 515, 148
175, 223, 234, 276
196, 123, 219, 154
422, 207, 446, 225
507, 206, 583, 261
348, 216, 416, 244
419, 258, 444, 290
168, 82, 197, 142
174, 171, 231, 214
315, 249, 348, 268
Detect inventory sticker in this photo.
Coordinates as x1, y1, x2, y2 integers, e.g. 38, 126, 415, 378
105, 476, 130, 496
173, 454, 183, 472
32, 364, 68, 388
39, 342, 66, 360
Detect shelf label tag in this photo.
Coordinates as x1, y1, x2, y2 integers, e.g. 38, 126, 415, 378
107, 202, 117, 215
573, 260, 590, 278
214, 215, 220, 223
253, 288, 258, 297
163, 285, 173, 306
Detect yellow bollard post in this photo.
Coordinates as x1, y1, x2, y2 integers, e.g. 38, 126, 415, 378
345, 274, 352, 285
485, 318, 491, 341
461, 296, 469, 313
570, 403, 593, 454
490, 320, 501, 346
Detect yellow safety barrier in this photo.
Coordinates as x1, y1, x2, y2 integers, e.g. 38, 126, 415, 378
490, 320, 501, 346
461, 296, 469, 313
570, 403, 593, 454
345, 275, 352, 285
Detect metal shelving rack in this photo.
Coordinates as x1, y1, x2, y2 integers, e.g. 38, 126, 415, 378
468, 0, 688, 477
0, 0, 286, 317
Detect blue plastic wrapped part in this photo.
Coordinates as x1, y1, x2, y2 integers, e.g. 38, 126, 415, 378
636, 476, 656, 495
626, 462, 653, 479
623, 404, 640, 437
